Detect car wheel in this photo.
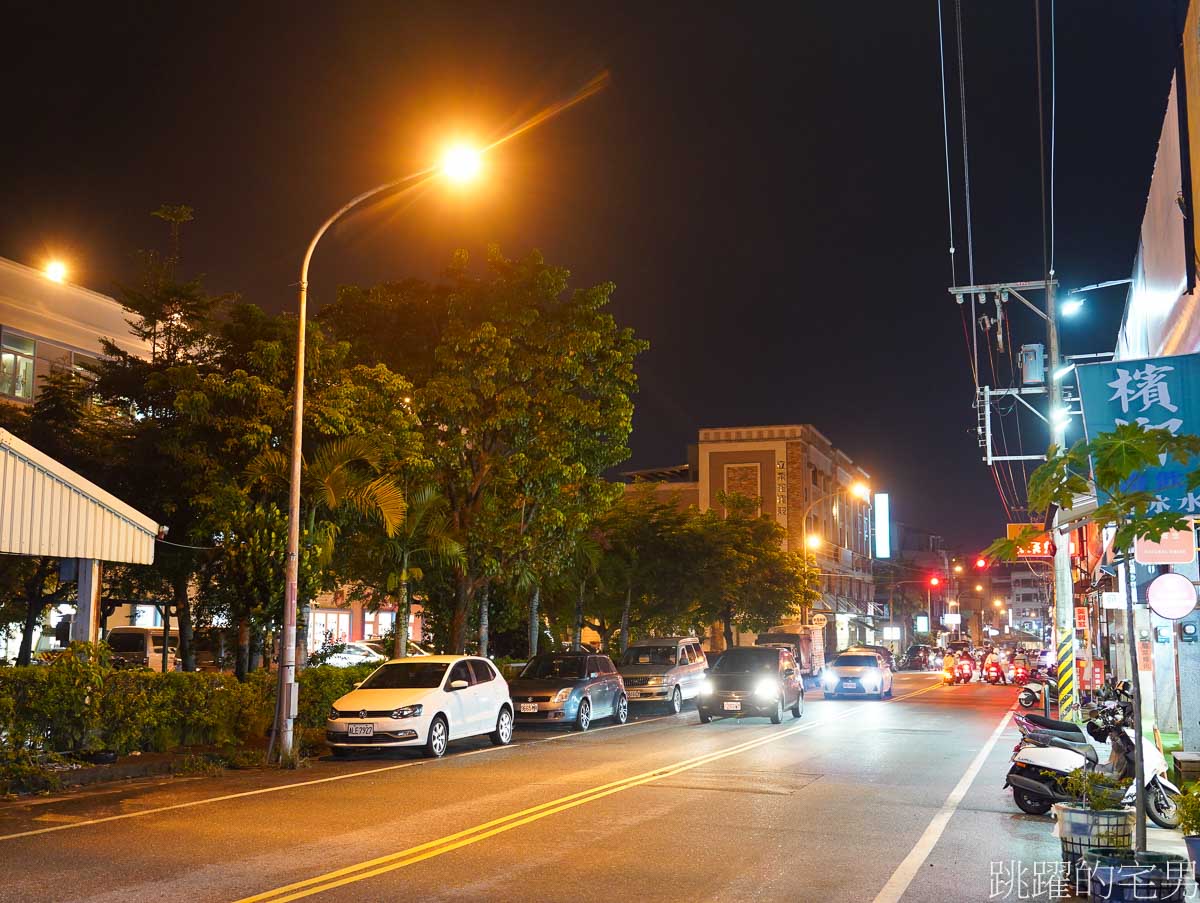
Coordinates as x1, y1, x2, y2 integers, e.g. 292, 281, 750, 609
886, 683, 894, 699
331, 746, 353, 758
575, 698, 592, 732
423, 715, 449, 758
490, 707, 513, 746
667, 686, 682, 715
791, 692, 803, 719
698, 708, 712, 724
769, 696, 783, 724
613, 694, 629, 725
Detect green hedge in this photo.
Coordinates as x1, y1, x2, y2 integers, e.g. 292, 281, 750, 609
0, 645, 380, 792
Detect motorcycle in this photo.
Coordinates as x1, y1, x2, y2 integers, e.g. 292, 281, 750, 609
984, 663, 1003, 685
954, 661, 972, 684
1004, 704, 1181, 828
1011, 663, 1030, 686
1018, 677, 1058, 709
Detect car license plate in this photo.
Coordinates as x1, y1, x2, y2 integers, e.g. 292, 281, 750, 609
519, 703, 538, 713
842, 682, 856, 689
627, 690, 641, 698
723, 701, 741, 711
347, 723, 374, 737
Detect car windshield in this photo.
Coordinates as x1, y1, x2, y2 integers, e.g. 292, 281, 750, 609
106, 633, 144, 653
712, 649, 778, 673
621, 646, 677, 666
358, 662, 447, 689
520, 655, 586, 680
833, 655, 878, 668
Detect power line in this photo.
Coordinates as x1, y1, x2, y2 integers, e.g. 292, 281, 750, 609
1034, 0, 1052, 292
937, 0, 958, 288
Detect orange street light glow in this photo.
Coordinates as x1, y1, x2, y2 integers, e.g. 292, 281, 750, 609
45, 260, 67, 283
442, 145, 482, 183
806, 534, 822, 550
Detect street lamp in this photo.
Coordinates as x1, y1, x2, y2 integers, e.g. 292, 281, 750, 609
806, 534, 822, 550
278, 147, 482, 759
44, 260, 67, 283
799, 481, 870, 552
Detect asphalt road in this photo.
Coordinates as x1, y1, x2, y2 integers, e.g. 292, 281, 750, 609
0, 673, 1081, 902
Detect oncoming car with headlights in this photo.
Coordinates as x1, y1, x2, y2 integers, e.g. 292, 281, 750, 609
326, 655, 513, 758
820, 652, 894, 699
508, 652, 627, 731
697, 646, 803, 724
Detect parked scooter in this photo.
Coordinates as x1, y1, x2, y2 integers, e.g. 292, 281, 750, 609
1003, 703, 1181, 828
1018, 676, 1058, 708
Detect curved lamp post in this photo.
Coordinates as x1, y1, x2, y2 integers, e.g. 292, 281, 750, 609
277, 146, 482, 758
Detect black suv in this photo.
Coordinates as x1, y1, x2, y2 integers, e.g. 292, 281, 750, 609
697, 646, 804, 724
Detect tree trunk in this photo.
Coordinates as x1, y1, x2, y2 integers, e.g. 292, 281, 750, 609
394, 575, 410, 659
235, 617, 250, 681
723, 604, 734, 649
1123, 554, 1147, 852
451, 570, 471, 654
17, 594, 41, 666
161, 607, 171, 672
173, 572, 195, 671
620, 584, 632, 653
250, 628, 263, 672
573, 579, 584, 651
528, 585, 541, 658
296, 603, 312, 671
479, 583, 490, 659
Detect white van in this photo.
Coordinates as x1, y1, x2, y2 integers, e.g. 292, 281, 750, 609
105, 626, 179, 672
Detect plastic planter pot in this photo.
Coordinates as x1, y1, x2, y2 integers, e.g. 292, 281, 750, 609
1052, 803, 1134, 877
1085, 850, 1190, 902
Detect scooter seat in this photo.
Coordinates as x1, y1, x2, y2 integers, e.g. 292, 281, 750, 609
1025, 713, 1084, 735
1046, 735, 1099, 764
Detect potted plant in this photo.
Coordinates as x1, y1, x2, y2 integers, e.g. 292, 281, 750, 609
1177, 787, 1200, 869
1053, 769, 1135, 876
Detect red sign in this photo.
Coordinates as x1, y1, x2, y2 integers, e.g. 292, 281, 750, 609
1074, 606, 1088, 631
1134, 525, 1197, 566
1076, 659, 1104, 690
1007, 523, 1078, 559
1137, 640, 1154, 670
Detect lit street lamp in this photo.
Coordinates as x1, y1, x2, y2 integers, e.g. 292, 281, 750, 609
278, 145, 483, 759
44, 260, 67, 283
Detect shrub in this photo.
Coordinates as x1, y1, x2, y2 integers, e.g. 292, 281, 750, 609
296, 663, 377, 728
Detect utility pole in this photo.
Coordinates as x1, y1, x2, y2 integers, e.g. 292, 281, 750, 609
1046, 282, 1077, 719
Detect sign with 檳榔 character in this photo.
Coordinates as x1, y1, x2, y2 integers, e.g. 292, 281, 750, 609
1077, 353, 1200, 514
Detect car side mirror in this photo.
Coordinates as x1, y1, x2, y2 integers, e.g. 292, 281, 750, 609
449, 679, 469, 690
783, 668, 796, 678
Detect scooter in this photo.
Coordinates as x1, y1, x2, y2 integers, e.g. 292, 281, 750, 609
1004, 709, 1181, 828
1011, 663, 1030, 686
954, 660, 973, 684
984, 663, 1003, 685
1018, 677, 1058, 709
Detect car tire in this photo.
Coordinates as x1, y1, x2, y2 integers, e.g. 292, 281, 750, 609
769, 696, 783, 724
667, 686, 682, 715
423, 715, 449, 758
613, 694, 629, 725
886, 683, 894, 699
331, 746, 353, 758
698, 708, 712, 724
791, 692, 803, 719
575, 698, 592, 732
490, 707, 513, 746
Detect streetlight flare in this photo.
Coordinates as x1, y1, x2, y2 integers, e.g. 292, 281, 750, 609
806, 534, 822, 550
442, 144, 482, 183
45, 260, 67, 283
850, 481, 870, 501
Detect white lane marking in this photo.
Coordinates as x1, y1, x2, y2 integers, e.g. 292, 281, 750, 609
0, 711, 672, 842
871, 707, 1014, 903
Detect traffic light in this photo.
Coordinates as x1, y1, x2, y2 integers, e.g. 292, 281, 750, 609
929, 576, 941, 587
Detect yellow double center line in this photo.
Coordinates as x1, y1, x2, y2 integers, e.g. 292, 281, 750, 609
237, 682, 939, 902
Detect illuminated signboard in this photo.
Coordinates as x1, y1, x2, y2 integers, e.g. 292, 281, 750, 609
874, 493, 891, 559
1006, 522, 1077, 558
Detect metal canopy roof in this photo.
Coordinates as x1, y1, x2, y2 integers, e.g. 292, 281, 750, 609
0, 428, 157, 563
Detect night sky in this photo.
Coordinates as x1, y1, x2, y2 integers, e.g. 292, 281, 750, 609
0, 2, 1181, 550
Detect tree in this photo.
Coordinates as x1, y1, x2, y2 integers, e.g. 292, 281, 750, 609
0, 556, 74, 666
985, 422, 1200, 852
320, 248, 647, 652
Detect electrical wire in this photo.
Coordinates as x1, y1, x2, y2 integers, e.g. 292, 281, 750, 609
1049, 0, 1056, 275
1034, 1, 1052, 301
937, 0, 959, 288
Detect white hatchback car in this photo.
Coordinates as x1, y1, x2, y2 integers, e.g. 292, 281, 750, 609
326, 655, 513, 758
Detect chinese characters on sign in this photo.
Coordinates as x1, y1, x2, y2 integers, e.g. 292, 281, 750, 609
1006, 523, 1077, 558
1134, 524, 1197, 565
1073, 607, 1088, 631
1077, 353, 1200, 514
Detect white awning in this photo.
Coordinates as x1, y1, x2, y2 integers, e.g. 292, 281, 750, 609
0, 428, 157, 563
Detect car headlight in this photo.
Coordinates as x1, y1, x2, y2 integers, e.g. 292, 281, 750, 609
390, 704, 423, 719
328, 707, 340, 721
644, 676, 664, 686
552, 688, 573, 704
862, 669, 881, 690
700, 679, 713, 696
822, 672, 838, 687
755, 678, 779, 700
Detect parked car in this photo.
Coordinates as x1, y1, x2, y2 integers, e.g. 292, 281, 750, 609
508, 652, 627, 731
820, 651, 894, 699
104, 626, 179, 672
324, 641, 389, 668
697, 645, 803, 724
362, 640, 433, 658
618, 637, 707, 714
326, 655, 513, 758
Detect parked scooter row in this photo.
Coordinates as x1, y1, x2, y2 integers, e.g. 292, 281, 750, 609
1003, 691, 1181, 828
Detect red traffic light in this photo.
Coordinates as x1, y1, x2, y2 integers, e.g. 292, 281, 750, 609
929, 576, 941, 587
975, 557, 988, 569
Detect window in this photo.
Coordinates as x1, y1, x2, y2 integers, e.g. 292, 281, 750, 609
447, 661, 474, 687
0, 331, 34, 400
688, 643, 705, 664
469, 659, 495, 683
